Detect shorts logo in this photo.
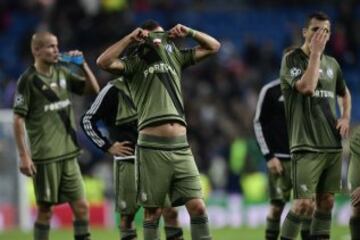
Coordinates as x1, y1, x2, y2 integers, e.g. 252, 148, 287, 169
300, 184, 308, 192
120, 201, 127, 210
141, 192, 147, 202
290, 67, 301, 78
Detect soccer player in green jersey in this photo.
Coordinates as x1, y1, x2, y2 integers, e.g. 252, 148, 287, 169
13, 32, 99, 240
279, 12, 351, 240
348, 126, 360, 240
81, 77, 184, 240
97, 20, 220, 240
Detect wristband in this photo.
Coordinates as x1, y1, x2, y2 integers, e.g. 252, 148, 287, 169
187, 28, 196, 38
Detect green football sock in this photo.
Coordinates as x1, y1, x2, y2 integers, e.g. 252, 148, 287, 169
265, 217, 280, 240
165, 226, 184, 240
280, 211, 302, 239
120, 227, 137, 240
310, 210, 331, 239
73, 220, 91, 240
34, 222, 50, 240
143, 220, 160, 240
190, 215, 212, 240
300, 217, 312, 240
350, 216, 360, 240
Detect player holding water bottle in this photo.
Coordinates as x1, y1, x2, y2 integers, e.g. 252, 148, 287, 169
13, 31, 99, 240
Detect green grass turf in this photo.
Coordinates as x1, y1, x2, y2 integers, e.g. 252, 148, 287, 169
0, 226, 351, 240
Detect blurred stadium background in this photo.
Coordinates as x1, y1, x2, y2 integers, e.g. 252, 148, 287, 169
0, 0, 359, 239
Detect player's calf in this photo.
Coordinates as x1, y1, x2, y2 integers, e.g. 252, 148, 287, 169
186, 198, 212, 240
163, 207, 183, 240
143, 207, 162, 240
70, 199, 91, 240
120, 214, 137, 240
266, 201, 285, 240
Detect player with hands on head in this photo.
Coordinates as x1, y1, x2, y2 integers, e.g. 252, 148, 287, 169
97, 20, 220, 240
279, 12, 351, 240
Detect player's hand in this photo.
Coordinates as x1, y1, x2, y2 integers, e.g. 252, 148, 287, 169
60, 50, 85, 65
19, 154, 36, 177
168, 24, 190, 38
310, 27, 329, 55
129, 28, 149, 43
351, 187, 360, 207
267, 157, 283, 175
108, 141, 134, 157
337, 117, 350, 138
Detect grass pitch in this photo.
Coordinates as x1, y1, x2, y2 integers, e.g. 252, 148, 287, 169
0, 226, 351, 240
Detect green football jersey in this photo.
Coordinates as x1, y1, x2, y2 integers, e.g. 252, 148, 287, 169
122, 32, 195, 130
280, 48, 347, 153
111, 78, 137, 126
13, 64, 86, 163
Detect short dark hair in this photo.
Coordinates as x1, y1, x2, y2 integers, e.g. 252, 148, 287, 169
305, 11, 330, 27
140, 19, 161, 31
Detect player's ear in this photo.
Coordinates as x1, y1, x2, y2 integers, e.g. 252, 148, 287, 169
32, 46, 40, 57
302, 27, 307, 38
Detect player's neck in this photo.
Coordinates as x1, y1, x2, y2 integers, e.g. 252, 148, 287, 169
301, 44, 311, 56
34, 61, 53, 77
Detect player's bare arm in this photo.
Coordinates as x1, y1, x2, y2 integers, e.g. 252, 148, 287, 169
168, 24, 221, 62
296, 28, 328, 95
337, 87, 351, 138
97, 28, 149, 74
13, 113, 37, 177
107, 141, 134, 157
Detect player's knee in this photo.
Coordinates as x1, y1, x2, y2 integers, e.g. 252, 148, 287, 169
293, 199, 312, 215
352, 206, 360, 217
121, 214, 135, 229
72, 199, 89, 219
37, 204, 53, 222
144, 207, 162, 223
163, 207, 178, 221
316, 194, 334, 212
269, 201, 285, 219
186, 198, 207, 217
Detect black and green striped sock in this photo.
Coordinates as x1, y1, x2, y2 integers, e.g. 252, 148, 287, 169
265, 217, 280, 240
165, 226, 184, 240
73, 220, 90, 240
190, 215, 212, 240
34, 222, 50, 240
143, 220, 160, 240
120, 227, 137, 240
300, 217, 312, 240
310, 210, 331, 239
350, 216, 360, 240
280, 211, 302, 239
